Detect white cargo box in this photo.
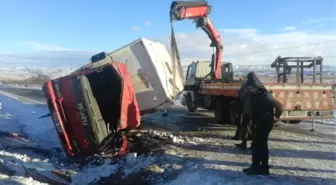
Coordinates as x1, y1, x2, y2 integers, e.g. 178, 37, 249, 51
108, 38, 184, 112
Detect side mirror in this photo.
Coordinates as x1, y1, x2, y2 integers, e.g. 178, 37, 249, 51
90, 52, 107, 63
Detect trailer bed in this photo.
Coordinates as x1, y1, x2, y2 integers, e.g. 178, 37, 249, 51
200, 82, 335, 120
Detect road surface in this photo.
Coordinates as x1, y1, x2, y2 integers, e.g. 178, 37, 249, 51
0, 84, 334, 138
0, 85, 45, 102
0, 84, 335, 184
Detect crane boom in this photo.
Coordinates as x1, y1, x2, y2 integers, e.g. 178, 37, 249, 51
170, 0, 223, 80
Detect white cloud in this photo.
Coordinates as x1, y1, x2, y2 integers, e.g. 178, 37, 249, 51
144, 20, 152, 26
155, 28, 336, 66
1, 29, 335, 68
0, 49, 97, 67
131, 26, 141, 31
302, 17, 336, 24
23, 42, 69, 51
282, 26, 297, 32
0, 42, 98, 67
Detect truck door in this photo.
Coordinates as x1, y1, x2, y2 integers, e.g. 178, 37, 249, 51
185, 63, 197, 85
221, 63, 234, 82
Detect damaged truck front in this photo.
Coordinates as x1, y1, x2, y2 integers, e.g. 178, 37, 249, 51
42, 58, 140, 158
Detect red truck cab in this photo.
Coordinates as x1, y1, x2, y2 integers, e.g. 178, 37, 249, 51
42, 52, 140, 157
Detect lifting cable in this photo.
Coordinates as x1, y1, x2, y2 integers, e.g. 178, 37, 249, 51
170, 21, 185, 96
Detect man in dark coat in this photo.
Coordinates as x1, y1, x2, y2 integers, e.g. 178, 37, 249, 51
242, 71, 283, 175
232, 76, 254, 149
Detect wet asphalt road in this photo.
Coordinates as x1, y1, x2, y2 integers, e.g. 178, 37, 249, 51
0, 85, 46, 103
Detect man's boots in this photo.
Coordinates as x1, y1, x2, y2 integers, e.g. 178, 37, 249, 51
243, 165, 270, 175
235, 141, 247, 149
260, 164, 270, 175
243, 164, 260, 175
231, 131, 240, 140
231, 135, 240, 140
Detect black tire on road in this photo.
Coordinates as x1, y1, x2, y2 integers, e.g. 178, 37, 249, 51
186, 94, 197, 112
288, 120, 301, 124
228, 100, 240, 125
282, 120, 301, 124
214, 98, 224, 124
214, 98, 237, 125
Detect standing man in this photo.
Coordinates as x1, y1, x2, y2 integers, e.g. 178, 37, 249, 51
243, 72, 283, 175
232, 73, 254, 149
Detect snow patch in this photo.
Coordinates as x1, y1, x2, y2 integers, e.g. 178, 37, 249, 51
70, 154, 157, 185
173, 92, 185, 106
147, 130, 206, 145
0, 174, 48, 185
0, 94, 59, 149
0, 150, 54, 176
70, 159, 118, 185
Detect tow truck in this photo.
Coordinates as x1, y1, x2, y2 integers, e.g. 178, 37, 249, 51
170, 0, 335, 125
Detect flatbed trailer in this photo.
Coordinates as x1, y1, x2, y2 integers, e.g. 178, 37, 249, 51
200, 82, 335, 121
183, 57, 335, 125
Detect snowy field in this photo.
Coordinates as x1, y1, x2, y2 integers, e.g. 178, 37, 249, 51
0, 89, 335, 185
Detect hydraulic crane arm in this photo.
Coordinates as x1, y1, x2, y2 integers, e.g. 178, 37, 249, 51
170, 1, 223, 80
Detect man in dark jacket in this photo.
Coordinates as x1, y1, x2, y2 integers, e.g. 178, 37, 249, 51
232, 76, 255, 149
242, 72, 283, 175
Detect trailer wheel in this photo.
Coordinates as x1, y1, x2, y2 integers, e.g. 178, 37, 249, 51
282, 120, 301, 124
227, 100, 240, 125
221, 107, 235, 125
186, 94, 197, 112
214, 98, 224, 124
289, 120, 301, 124
214, 99, 237, 125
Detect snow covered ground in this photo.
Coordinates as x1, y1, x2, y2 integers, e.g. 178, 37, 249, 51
1, 64, 335, 85
0, 90, 335, 185
0, 66, 76, 81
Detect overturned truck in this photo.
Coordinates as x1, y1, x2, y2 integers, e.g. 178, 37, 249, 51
42, 62, 140, 157
42, 38, 184, 157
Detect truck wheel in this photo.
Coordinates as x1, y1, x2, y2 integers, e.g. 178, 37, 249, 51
186, 94, 197, 112
221, 107, 234, 125
227, 101, 240, 125
214, 98, 237, 125
214, 99, 223, 124
282, 120, 301, 124
289, 120, 301, 124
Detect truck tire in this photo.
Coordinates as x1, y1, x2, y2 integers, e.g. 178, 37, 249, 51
214, 98, 237, 125
186, 94, 197, 112
227, 100, 240, 125
289, 120, 301, 124
222, 107, 234, 125
214, 98, 224, 124
282, 120, 301, 124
